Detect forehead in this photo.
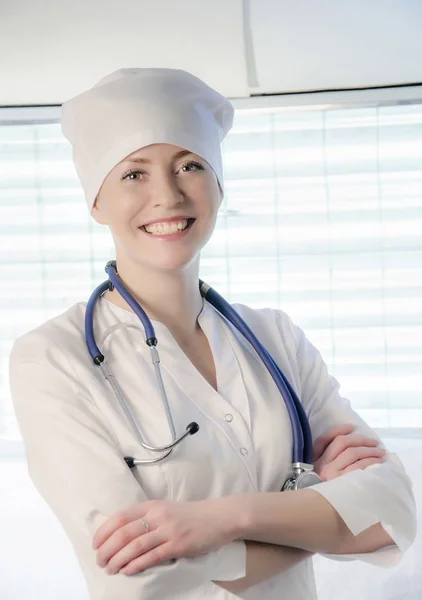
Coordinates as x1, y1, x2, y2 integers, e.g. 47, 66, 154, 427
122, 144, 193, 164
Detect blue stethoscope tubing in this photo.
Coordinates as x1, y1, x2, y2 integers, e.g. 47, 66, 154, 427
85, 262, 313, 466
200, 282, 312, 465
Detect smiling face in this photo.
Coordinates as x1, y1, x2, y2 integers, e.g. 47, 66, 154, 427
92, 143, 222, 274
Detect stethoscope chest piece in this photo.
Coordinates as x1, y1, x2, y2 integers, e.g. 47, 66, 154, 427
282, 463, 322, 491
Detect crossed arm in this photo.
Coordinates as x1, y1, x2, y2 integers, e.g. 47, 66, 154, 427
215, 423, 390, 594
216, 493, 392, 594
93, 423, 393, 594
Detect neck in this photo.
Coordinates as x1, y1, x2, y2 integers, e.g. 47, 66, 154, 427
104, 258, 204, 337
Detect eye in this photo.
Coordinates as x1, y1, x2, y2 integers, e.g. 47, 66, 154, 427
179, 160, 205, 174
122, 169, 144, 181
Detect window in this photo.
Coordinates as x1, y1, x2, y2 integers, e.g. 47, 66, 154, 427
1, 95, 422, 453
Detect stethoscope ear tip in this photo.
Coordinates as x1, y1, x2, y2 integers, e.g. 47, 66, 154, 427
105, 260, 117, 273
187, 422, 199, 435
124, 456, 136, 469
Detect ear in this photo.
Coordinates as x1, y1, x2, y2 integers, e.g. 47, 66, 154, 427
91, 195, 109, 225
217, 183, 224, 206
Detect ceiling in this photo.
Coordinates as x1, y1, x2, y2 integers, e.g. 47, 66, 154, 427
1, 0, 422, 106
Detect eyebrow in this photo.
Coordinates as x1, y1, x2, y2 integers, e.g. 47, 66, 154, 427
125, 149, 194, 165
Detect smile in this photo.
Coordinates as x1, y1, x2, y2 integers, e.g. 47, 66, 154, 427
140, 218, 196, 237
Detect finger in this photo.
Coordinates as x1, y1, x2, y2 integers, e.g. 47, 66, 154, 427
97, 517, 151, 568
322, 433, 380, 464
342, 457, 384, 474
93, 503, 151, 550
105, 532, 162, 575
120, 541, 175, 575
312, 424, 355, 461
334, 446, 386, 472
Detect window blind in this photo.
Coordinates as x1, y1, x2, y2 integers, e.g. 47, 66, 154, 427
1, 100, 421, 449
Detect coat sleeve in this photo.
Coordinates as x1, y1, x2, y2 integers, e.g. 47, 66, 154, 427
9, 332, 246, 600
275, 311, 417, 567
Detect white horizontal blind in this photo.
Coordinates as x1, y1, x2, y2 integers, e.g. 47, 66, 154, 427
213, 104, 422, 428
1, 101, 422, 449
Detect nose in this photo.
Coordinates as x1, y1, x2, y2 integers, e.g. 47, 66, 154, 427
150, 170, 184, 208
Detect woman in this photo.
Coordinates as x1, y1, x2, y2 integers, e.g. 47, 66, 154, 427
9, 68, 416, 600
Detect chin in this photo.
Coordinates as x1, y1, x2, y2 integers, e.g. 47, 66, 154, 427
138, 251, 200, 274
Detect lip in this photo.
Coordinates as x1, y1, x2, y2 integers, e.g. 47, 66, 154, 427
141, 216, 193, 227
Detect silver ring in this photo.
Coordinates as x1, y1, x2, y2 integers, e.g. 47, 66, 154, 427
139, 517, 149, 533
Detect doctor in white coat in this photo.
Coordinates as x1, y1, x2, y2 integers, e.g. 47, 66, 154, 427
9, 68, 416, 600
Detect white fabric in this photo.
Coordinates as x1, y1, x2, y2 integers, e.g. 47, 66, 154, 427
9, 298, 416, 600
60, 68, 234, 211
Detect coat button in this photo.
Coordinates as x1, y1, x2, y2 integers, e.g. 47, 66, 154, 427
225, 414, 234, 422
240, 448, 248, 456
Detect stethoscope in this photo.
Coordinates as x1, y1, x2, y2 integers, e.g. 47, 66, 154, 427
85, 261, 322, 491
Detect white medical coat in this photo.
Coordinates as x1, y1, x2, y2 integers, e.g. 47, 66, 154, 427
9, 297, 417, 600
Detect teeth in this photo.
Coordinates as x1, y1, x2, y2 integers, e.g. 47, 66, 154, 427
144, 219, 189, 235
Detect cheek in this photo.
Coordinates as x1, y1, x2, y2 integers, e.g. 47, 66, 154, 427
192, 178, 221, 214
108, 192, 144, 227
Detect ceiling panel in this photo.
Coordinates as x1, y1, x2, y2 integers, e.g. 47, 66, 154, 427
248, 0, 422, 94
2, 0, 422, 106
0, 0, 249, 105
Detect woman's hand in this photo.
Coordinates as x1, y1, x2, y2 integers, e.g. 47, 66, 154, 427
92, 497, 238, 576
313, 423, 386, 481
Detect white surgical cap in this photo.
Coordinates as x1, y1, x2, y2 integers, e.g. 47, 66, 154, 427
60, 68, 234, 211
